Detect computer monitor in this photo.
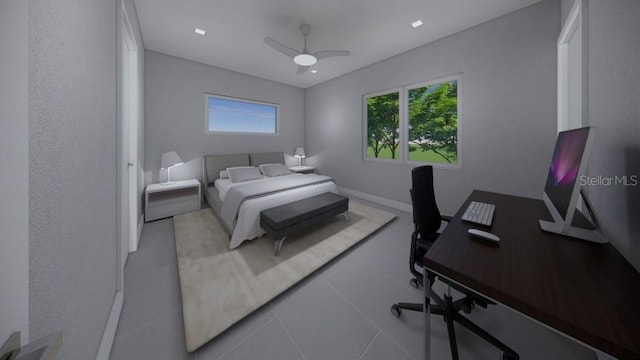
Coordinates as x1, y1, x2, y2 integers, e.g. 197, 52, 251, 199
539, 126, 606, 243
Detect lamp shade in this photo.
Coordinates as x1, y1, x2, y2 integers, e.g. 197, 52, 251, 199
294, 147, 306, 158
161, 151, 184, 169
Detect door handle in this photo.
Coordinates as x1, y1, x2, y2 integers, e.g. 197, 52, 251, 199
128, 162, 134, 167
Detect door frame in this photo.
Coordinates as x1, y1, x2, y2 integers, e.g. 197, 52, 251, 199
122, 6, 139, 254
557, 0, 587, 132
96, 2, 139, 358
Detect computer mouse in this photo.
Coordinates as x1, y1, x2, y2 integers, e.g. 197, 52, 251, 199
468, 229, 500, 242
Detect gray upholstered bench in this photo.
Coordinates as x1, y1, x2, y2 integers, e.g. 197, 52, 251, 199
260, 192, 350, 256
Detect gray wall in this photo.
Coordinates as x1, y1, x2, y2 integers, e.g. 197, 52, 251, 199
144, 51, 305, 185
29, 0, 117, 358
305, 0, 560, 215
584, 0, 640, 270
0, 0, 29, 344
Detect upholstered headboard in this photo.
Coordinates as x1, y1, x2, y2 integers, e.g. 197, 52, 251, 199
249, 152, 284, 167
201, 152, 285, 190
202, 154, 249, 187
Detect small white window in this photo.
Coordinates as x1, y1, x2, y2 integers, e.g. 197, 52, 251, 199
206, 94, 278, 135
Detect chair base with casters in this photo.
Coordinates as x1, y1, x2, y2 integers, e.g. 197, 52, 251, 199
391, 272, 519, 360
392, 165, 519, 360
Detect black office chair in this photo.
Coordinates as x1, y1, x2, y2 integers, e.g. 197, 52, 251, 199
391, 166, 519, 360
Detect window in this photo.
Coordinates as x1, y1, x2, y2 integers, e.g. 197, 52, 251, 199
407, 79, 459, 165
364, 75, 460, 167
206, 94, 278, 134
365, 89, 401, 161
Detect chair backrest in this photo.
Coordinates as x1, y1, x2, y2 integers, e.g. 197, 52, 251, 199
411, 165, 443, 242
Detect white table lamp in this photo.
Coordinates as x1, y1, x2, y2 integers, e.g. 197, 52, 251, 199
161, 151, 184, 185
294, 147, 306, 166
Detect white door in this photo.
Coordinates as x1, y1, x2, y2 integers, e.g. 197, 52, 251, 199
97, 4, 140, 356
118, 4, 139, 290
558, 0, 586, 132
124, 21, 139, 253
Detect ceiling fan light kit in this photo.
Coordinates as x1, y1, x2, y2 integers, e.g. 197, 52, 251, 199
265, 24, 350, 74
293, 53, 317, 66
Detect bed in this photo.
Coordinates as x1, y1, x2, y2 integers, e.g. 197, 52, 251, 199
202, 152, 338, 248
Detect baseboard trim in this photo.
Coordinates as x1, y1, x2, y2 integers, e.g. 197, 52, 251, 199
337, 186, 412, 213
95, 291, 123, 360
137, 213, 144, 244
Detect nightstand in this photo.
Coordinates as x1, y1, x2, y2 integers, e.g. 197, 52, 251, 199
145, 179, 201, 222
289, 165, 316, 174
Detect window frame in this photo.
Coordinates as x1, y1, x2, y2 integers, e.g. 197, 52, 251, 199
404, 74, 462, 169
362, 74, 462, 169
362, 87, 404, 164
205, 93, 279, 135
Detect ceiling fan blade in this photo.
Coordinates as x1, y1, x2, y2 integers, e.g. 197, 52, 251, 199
264, 37, 300, 58
296, 66, 309, 75
313, 50, 350, 60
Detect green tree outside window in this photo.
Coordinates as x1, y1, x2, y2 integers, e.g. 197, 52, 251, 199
366, 92, 400, 160
364, 76, 459, 166
408, 80, 458, 164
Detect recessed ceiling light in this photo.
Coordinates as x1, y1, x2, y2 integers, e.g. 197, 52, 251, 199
195, 28, 206, 36
411, 19, 423, 29
311, 70, 318, 74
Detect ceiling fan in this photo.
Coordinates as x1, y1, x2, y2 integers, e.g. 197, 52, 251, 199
264, 24, 350, 75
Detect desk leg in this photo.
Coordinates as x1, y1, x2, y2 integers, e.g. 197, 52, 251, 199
424, 267, 431, 360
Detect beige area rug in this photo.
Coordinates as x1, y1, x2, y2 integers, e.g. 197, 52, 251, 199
173, 200, 396, 352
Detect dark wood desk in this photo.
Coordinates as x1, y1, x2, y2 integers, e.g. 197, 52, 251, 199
423, 190, 640, 360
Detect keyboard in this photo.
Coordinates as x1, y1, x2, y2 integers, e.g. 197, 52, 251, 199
461, 201, 495, 226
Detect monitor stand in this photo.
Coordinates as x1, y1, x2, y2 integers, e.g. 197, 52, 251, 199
539, 188, 607, 243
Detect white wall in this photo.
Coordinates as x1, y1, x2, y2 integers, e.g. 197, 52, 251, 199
28, 0, 118, 358
305, 0, 560, 215
144, 51, 305, 184
0, 0, 29, 345
585, 0, 640, 270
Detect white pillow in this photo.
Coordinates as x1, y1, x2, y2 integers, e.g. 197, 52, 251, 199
219, 170, 229, 179
261, 163, 292, 177
258, 163, 280, 175
226, 166, 253, 173
227, 166, 263, 183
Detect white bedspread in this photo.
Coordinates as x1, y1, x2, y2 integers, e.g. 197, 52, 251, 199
219, 178, 337, 249
214, 176, 268, 201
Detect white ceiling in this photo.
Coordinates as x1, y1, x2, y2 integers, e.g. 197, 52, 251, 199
134, 0, 543, 89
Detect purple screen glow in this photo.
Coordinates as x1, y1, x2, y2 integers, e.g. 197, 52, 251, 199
550, 131, 587, 185
544, 127, 591, 218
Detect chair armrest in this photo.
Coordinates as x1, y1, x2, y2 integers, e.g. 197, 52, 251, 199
416, 237, 431, 251
441, 215, 453, 223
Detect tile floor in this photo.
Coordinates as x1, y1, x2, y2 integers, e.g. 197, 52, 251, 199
110, 196, 595, 360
